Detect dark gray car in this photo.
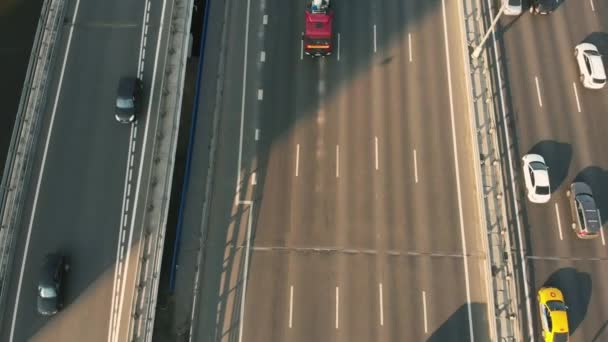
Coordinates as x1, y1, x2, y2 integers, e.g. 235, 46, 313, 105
567, 182, 602, 239
37, 253, 68, 316
115, 77, 142, 124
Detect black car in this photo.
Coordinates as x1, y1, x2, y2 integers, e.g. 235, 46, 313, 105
115, 77, 142, 124
37, 253, 68, 316
530, 0, 557, 15
567, 182, 602, 239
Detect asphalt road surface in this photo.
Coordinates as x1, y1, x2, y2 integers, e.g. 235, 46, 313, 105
187, 0, 492, 341
0, 0, 170, 341
498, 1, 608, 341
0, 0, 44, 175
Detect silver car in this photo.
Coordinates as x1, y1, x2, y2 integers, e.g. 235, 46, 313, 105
566, 182, 602, 239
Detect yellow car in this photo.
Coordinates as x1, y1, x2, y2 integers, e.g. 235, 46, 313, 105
537, 287, 569, 342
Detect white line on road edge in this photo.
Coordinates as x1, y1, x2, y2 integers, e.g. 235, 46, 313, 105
113, 0, 167, 338
486, 0, 535, 337
337, 33, 341, 61
263, 14, 268, 24
379, 283, 384, 326
422, 291, 428, 333
255, 129, 260, 141
295, 144, 300, 177
554, 203, 564, 241
590, 0, 596, 12
572, 82, 581, 113
408, 33, 412, 62
335, 286, 340, 329
108, 125, 137, 341
300, 34, 303, 60
440, 1, 475, 340
375, 136, 379, 170
373, 25, 377, 53
289, 285, 294, 328
238, 203, 255, 342
336, 145, 340, 178
260, 51, 265, 62
535, 76, 543, 107
9, 2, 82, 340
235, 0, 253, 202
414, 149, 418, 183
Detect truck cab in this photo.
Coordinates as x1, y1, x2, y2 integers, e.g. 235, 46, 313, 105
303, 0, 334, 57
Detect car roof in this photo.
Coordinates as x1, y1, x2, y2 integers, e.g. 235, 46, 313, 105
532, 168, 550, 186
549, 310, 569, 334
572, 182, 592, 196
118, 77, 138, 96
578, 196, 601, 231
588, 54, 607, 79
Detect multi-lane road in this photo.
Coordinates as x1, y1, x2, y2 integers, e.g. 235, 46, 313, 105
188, 0, 492, 341
498, 1, 608, 341
0, 0, 169, 341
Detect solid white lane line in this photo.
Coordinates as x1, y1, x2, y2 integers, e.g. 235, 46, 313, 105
300, 34, 303, 60
335, 286, 340, 329
373, 25, 377, 53
375, 136, 379, 170
296, 144, 300, 177
238, 203, 255, 342
260, 51, 265, 62
554, 203, 564, 241
414, 149, 418, 183
9, 1, 82, 341
379, 283, 384, 326
408, 33, 412, 62
257, 89, 263, 100
590, 0, 595, 12
535, 76, 543, 107
235, 0, 253, 199
422, 291, 428, 333
336, 145, 340, 178
114, 0, 168, 338
263, 14, 268, 24
289, 285, 294, 328
572, 82, 581, 113
255, 128, 260, 141
337, 33, 341, 61
440, 1, 475, 340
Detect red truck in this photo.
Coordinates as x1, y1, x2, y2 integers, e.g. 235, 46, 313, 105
303, 0, 334, 57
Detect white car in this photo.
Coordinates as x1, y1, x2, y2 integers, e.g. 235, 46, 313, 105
503, 0, 522, 16
575, 43, 606, 89
522, 154, 551, 203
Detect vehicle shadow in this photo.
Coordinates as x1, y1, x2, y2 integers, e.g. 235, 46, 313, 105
542, 267, 592, 335
582, 32, 608, 55
527, 140, 572, 193
426, 302, 490, 342
573, 166, 608, 225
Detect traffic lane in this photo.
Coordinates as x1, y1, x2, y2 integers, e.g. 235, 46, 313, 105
0, 0, 44, 167
8, 24, 141, 341
529, 258, 608, 341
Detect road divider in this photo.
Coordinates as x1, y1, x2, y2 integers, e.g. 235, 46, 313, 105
0, 0, 68, 327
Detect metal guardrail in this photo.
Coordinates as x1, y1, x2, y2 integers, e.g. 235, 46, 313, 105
458, 0, 521, 340
0, 0, 67, 324
127, 0, 195, 340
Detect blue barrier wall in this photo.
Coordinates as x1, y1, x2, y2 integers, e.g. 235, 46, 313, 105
169, 0, 212, 292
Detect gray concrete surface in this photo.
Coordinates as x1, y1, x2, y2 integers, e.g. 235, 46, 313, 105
169, 0, 493, 341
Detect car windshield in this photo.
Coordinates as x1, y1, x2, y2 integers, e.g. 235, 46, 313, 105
530, 161, 547, 171
593, 77, 606, 84
586, 50, 601, 56
39, 285, 57, 299
547, 300, 567, 311
116, 97, 134, 109
536, 186, 550, 195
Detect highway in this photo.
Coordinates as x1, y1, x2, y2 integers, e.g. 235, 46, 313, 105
497, 1, 608, 340
187, 0, 492, 341
0, 0, 169, 341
